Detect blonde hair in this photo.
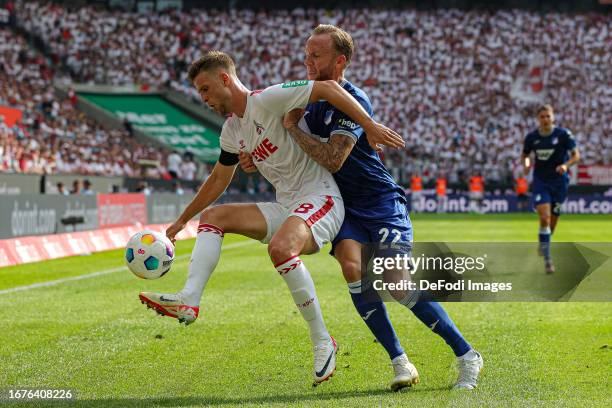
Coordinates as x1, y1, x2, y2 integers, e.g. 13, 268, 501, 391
188, 51, 236, 83
312, 24, 354, 66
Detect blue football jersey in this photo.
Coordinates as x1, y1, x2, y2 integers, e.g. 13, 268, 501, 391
303, 80, 406, 219
523, 127, 577, 182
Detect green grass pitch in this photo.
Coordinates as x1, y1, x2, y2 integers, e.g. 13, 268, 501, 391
1, 214, 611, 407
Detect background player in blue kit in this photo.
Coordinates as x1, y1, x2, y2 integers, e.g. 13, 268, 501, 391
521, 104, 580, 273
243, 24, 483, 390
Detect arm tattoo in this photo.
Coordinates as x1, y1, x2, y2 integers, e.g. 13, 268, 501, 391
287, 125, 355, 173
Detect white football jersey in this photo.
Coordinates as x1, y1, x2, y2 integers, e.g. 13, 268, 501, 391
220, 80, 340, 207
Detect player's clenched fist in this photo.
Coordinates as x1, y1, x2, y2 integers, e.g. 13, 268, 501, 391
239, 151, 257, 173
556, 164, 568, 175
166, 221, 185, 244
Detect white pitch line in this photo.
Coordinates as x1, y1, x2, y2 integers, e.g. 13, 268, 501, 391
0, 240, 257, 296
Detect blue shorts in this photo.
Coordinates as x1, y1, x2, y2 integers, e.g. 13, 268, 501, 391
331, 198, 413, 254
532, 176, 568, 216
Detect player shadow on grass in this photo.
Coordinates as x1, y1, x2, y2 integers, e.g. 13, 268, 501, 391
19, 387, 450, 407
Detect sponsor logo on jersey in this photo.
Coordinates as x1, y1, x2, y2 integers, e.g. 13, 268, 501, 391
338, 118, 358, 130
254, 120, 265, 135
535, 148, 555, 161
250, 137, 279, 162
281, 80, 309, 88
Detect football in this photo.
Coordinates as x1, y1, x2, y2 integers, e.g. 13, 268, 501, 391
125, 230, 175, 279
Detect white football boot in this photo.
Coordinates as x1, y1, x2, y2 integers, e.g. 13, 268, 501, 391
390, 354, 420, 391
139, 292, 199, 325
312, 336, 337, 385
453, 350, 484, 389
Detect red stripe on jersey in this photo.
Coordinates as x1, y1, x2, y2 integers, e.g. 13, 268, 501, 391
305, 196, 335, 228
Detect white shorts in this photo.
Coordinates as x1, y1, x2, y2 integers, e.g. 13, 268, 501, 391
256, 195, 344, 249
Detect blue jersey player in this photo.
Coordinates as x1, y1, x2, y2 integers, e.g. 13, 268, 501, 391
240, 24, 484, 390
521, 104, 580, 273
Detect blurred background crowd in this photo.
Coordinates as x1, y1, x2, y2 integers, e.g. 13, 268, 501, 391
1, 1, 610, 191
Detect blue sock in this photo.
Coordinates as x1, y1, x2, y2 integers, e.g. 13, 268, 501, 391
539, 227, 551, 261
410, 301, 471, 357
349, 280, 404, 360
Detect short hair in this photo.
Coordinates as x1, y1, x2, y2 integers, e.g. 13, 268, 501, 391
311, 24, 354, 66
188, 51, 236, 83
537, 104, 554, 115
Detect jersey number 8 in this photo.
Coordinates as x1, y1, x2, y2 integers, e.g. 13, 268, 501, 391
294, 203, 315, 214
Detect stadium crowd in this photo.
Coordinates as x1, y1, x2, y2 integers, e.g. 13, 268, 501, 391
0, 27, 177, 178
5, 2, 612, 185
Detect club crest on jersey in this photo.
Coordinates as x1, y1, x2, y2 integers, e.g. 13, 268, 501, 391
552, 137, 558, 145
324, 110, 333, 125
239, 139, 246, 150
254, 120, 265, 135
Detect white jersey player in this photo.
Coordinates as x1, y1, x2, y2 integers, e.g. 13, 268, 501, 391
138, 51, 405, 385
220, 82, 341, 248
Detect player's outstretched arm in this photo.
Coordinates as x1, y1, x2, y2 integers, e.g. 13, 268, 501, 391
283, 109, 355, 173
310, 80, 405, 151
166, 162, 236, 242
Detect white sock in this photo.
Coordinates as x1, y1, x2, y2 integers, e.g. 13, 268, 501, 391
275, 256, 330, 345
539, 227, 552, 235
391, 353, 409, 364
458, 348, 478, 360
178, 223, 224, 306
